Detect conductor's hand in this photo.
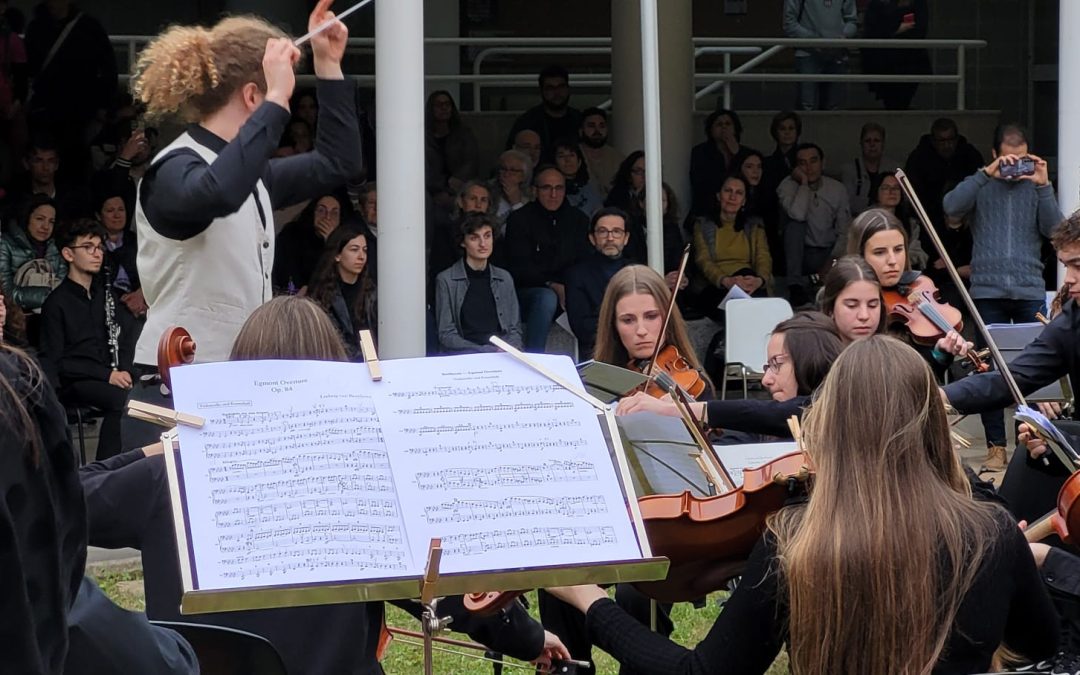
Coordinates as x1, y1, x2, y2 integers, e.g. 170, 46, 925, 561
616, 391, 678, 418
263, 38, 301, 110
546, 585, 608, 614
1018, 422, 1049, 460
109, 370, 133, 390
308, 0, 347, 79
531, 630, 572, 668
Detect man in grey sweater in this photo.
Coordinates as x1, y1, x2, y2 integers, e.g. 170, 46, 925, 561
783, 0, 857, 110
942, 123, 1062, 471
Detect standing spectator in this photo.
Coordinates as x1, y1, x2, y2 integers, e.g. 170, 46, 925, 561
1, 193, 66, 316
692, 174, 772, 320
777, 143, 851, 306
863, 0, 930, 110
689, 108, 753, 217
578, 107, 623, 198
308, 225, 377, 359
782, 0, 857, 110
839, 122, 900, 214
554, 138, 603, 219
425, 90, 478, 209
493, 149, 532, 230
942, 123, 1062, 473
435, 213, 522, 354
273, 191, 351, 294
903, 117, 984, 240
40, 219, 132, 459
760, 112, 801, 274
564, 207, 635, 359
24, 0, 117, 178
504, 165, 590, 352
505, 65, 582, 162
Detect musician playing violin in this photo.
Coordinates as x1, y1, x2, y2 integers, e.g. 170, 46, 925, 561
549, 336, 1058, 675
594, 264, 713, 398
847, 208, 973, 377
818, 255, 886, 343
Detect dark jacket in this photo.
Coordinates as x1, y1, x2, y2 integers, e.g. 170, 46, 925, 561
903, 132, 985, 227
80, 451, 546, 675
505, 104, 583, 162
40, 276, 135, 388
326, 282, 377, 360
504, 200, 590, 288
272, 219, 326, 293
564, 250, 634, 359
689, 142, 752, 217
435, 258, 523, 353
103, 227, 140, 294
0, 225, 67, 310
0, 351, 86, 675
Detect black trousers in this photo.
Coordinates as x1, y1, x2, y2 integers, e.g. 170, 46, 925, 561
538, 585, 673, 675
61, 379, 128, 461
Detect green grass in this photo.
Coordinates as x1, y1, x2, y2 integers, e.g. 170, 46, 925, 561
92, 566, 789, 674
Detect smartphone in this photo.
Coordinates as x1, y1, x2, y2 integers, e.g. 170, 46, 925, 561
999, 157, 1036, 180
902, 12, 915, 25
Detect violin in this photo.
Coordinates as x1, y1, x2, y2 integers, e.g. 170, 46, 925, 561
156, 326, 196, 389
883, 274, 989, 373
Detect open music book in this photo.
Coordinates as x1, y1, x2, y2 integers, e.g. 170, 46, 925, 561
164, 353, 665, 613
1015, 404, 1080, 471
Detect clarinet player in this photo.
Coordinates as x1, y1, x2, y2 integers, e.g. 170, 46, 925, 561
40, 219, 135, 460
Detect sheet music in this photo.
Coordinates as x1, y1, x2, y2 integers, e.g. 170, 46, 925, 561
171, 360, 414, 590
712, 442, 798, 488
374, 353, 642, 574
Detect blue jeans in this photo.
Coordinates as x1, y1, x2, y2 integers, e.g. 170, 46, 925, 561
794, 50, 848, 111
517, 286, 558, 353
972, 298, 1047, 448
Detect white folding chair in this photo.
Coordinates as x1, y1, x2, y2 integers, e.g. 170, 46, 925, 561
722, 298, 794, 399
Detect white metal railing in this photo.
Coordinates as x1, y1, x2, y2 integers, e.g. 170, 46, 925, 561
109, 35, 986, 111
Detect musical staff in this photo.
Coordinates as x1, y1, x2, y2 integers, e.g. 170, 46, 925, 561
442, 526, 618, 557
423, 496, 607, 524
413, 460, 598, 490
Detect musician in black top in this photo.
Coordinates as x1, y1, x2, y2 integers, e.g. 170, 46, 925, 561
40, 219, 134, 459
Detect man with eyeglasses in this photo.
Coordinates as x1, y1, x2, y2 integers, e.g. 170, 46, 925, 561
40, 218, 135, 459
564, 207, 634, 359
504, 165, 590, 352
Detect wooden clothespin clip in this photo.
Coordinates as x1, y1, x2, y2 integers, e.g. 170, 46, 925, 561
419, 538, 443, 606
359, 330, 382, 381
127, 400, 205, 429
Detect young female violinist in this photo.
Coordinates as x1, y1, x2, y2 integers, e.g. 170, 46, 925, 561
550, 335, 1059, 675
617, 312, 843, 440
846, 207, 972, 378
593, 264, 712, 399
818, 255, 886, 343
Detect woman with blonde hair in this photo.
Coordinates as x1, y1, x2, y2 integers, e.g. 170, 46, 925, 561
549, 335, 1058, 674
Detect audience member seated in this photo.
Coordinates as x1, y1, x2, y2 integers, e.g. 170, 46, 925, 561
78, 296, 563, 675
505, 64, 582, 162
93, 178, 147, 331
435, 213, 523, 354
865, 173, 928, 269
308, 224, 376, 359
760, 111, 801, 274
512, 128, 542, 169
736, 149, 779, 264
4, 135, 87, 223
292, 88, 319, 133
692, 174, 772, 321
689, 108, 753, 217
40, 219, 133, 459
1, 194, 67, 323
356, 182, 379, 275
493, 149, 532, 230
504, 165, 590, 352
430, 179, 498, 283
839, 122, 900, 214
603, 151, 648, 264
777, 143, 851, 306
274, 117, 313, 158
578, 107, 623, 198
273, 190, 350, 295
660, 182, 692, 293
425, 89, 478, 209
554, 137, 603, 218
565, 207, 635, 359
903, 117, 985, 236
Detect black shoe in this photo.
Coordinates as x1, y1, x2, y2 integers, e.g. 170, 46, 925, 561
1050, 611, 1080, 675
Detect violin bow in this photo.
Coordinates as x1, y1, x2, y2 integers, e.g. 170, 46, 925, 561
894, 170, 1028, 409
646, 244, 692, 378
654, 370, 737, 493
384, 626, 591, 672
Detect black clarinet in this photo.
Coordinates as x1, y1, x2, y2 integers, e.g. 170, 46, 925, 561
103, 263, 121, 370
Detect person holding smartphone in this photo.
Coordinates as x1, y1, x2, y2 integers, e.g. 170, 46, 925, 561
862, 0, 931, 110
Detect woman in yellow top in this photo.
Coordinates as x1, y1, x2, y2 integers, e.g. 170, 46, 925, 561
691, 174, 772, 320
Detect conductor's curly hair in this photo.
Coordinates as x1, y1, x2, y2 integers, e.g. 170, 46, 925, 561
131, 16, 289, 123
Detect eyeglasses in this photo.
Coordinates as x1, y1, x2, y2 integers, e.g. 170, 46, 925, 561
762, 354, 789, 374
68, 244, 105, 255
594, 228, 626, 239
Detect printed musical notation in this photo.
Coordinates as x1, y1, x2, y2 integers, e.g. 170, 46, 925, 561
423, 495, 607, 524
413, 460, 598, 490
442, 526, 618, 557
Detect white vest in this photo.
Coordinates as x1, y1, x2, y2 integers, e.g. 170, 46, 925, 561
134, 133, 275, 364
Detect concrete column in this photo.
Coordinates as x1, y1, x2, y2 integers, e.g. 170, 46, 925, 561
611, 0, 694, 271
1058, 0, 1080, 288
376, 0, 427, 357
424, 0, 461, 105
